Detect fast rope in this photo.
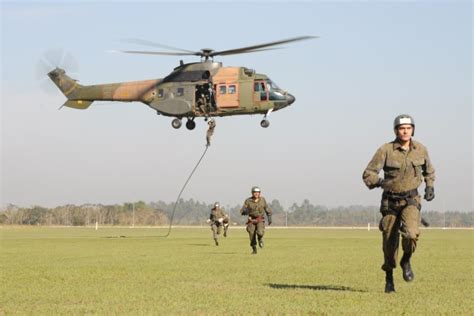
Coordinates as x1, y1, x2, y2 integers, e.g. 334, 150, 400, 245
159, 119, 215, 238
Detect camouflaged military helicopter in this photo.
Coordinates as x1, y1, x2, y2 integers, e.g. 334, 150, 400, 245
48, 36, 315, 130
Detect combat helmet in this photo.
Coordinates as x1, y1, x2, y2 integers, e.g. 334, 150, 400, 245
212, 202, 220, 209
393, 114, 415, 136
251, 186, 261, 193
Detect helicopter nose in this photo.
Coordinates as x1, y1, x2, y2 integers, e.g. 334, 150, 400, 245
287, 93, 295, 105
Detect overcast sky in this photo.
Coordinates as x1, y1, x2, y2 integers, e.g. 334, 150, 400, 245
1, 1, 472, 212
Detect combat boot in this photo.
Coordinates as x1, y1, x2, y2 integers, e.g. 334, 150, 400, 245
400, 253, 414, 282
251, 246, 257, 254
385, 270, 395, 293
214, 238, 219, 246
258, 238, 264, 248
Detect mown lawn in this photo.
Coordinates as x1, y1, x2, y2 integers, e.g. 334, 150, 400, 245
1, 226, 472, 314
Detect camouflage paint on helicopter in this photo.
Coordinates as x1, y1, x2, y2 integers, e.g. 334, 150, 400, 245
48, 36, 313, 129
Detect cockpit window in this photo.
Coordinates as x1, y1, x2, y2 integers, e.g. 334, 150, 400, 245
266, 79, 280, 91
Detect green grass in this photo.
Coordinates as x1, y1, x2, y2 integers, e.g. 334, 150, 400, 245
1, 226, 472, 314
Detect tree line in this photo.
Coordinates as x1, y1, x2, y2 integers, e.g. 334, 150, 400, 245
0, 199, 471, 227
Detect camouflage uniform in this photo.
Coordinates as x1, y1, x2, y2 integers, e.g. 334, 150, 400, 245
363, 139, 435, 271
206, 119, 216, 146
209, 206, 228, 245
240, 197, 272, 252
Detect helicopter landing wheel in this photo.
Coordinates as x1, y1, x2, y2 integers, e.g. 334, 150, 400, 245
185, 119, 196, 130
171, 118, 182, 129
260, 119, 270, 128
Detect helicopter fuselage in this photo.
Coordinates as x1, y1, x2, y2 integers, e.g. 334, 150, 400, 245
48, 60, 295, 128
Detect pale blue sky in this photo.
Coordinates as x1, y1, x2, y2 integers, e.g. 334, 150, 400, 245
1, 1, 472, 211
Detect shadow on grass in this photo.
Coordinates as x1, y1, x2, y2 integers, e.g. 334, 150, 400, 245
266, 283, 367, 292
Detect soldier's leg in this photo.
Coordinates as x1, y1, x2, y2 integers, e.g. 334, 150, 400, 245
380, 214, 400, 293
246, 223, 257, 247
256, 222, 265, 248
223, 223, 229, 237
380, 214, 401, 272
211, 224, 219, 245
246, 222, 257, 254
399, 203, 420, 282
400, 204, 420, 255
211, 224, 218, 239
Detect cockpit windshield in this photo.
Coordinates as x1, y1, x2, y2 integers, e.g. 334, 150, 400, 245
266, 79, 280, 91
266, 78, 285, 101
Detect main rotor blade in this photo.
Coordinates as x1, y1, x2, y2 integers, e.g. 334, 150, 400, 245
109, 50, 198, 56
217, 47, 284, 56
120, 38, 196, 54
211, 35, 317, 57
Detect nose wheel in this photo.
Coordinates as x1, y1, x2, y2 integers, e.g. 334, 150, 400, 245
260, 119, 270, 128
171, 118, 182, 129
185, 119, 196, 130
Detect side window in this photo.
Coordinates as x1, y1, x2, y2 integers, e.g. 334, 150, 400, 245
177, 87, 184, 97
219, 85, 226, 95
254, 82, 260, 92
228, 85, 236, 94
158, 89, 164, 98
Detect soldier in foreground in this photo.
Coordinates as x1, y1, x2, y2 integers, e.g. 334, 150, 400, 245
207, 202, 229, 246
240, 186, 272, 254
363, 114, 435, 293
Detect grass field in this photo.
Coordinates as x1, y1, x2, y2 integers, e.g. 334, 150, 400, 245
1, 226, 472, 315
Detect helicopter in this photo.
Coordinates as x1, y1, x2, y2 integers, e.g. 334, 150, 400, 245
47, 36, 315, 130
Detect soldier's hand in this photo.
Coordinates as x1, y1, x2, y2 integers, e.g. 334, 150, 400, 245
267, 215, 272, 226
424, 186, 435, 201
375, 178, 384, 188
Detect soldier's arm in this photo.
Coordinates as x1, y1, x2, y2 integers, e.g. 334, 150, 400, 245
422, 149, 435, 187
240, 200, 249, 215
362, 146, 386, 189
263, 198, 272, 216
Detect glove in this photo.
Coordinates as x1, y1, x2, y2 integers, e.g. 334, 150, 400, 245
267, 215, 272, 226
241, 208, 249, 216
375, 178, 384, 188
206, 219, 211, 224
424, 186, 435, 201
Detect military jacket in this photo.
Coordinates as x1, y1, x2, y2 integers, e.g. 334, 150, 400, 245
363, 139, 435, 193
240, 197, 272, 218
210, 208, 226, 222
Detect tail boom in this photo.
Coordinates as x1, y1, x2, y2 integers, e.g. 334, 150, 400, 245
48, 68, 161, 110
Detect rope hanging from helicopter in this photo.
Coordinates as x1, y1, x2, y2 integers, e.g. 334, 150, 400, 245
158, 119, 216, 238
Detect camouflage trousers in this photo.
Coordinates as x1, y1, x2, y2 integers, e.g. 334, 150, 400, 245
246, 221, 265, 247
379, 196, 421, 271
211, 223, 222, 240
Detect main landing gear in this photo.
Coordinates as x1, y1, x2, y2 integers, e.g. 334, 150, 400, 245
171, 118, 182, 129
185, 119, 196, 130
171, 118, 196, 130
